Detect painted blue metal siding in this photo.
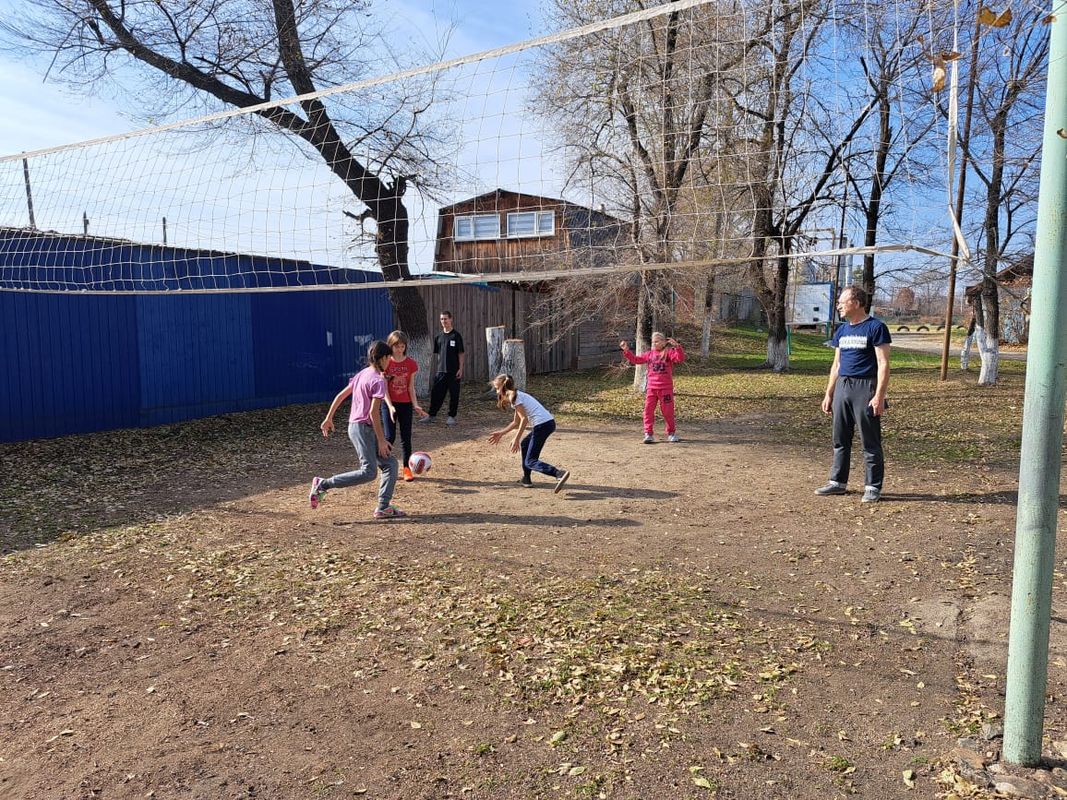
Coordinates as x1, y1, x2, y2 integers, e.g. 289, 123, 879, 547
0, 292, 140, 440
1, 230, 391, 442
137, 294, 257, 427
250, 288, 393, 406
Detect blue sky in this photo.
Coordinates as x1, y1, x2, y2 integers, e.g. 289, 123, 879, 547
0, 0, 554, 271
0, 0, 958, 279
0, 0, 546, 157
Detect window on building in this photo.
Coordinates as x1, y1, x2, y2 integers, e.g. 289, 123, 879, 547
506, 210, 555, 238
454, 214, 501, 241
537, 210, 555, 235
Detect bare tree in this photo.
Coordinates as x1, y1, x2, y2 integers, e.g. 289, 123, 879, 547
1, 0, 452, 362
965, 4, 1048, 385
535, 0, 753, 387
843, 0, 938, 308
731, 0, 875, 371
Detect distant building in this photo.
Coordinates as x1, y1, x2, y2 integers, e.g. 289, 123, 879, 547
433, 188, 628, 274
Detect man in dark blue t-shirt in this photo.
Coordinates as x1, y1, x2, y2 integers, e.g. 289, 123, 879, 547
815, 286, 892, 503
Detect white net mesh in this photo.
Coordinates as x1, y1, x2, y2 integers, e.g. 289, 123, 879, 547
1, 0, 1039, 295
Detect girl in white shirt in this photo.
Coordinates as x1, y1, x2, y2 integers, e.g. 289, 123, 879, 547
488, 374, 570, 493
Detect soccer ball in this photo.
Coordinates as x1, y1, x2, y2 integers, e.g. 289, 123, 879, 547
408, 451, 432, 476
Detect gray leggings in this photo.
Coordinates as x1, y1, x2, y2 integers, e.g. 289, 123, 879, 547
321, 422, 397, 511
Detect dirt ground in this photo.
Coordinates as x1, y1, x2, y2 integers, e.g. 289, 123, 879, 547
2, 400, 1066, 799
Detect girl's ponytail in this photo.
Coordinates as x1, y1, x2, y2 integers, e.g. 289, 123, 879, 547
492, 374, 517, 410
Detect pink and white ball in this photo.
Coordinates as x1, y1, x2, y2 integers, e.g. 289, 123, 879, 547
408, 451, 432, 476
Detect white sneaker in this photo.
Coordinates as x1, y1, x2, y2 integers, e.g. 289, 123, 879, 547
643, 433, 654, 444
446, 416, 457, 426
667, 434, 679, 443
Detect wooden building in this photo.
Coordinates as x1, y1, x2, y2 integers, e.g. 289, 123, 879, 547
412, 281, 622, 382
433, 188, 628, 274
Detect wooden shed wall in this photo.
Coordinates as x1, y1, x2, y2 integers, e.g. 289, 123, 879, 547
411, 283, 620, 382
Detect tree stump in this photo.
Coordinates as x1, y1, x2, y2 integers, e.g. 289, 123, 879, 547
486, 326, 505, 379
501, 339, 527, 390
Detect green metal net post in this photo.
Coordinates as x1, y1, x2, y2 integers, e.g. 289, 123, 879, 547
1003, 0, 1067, 766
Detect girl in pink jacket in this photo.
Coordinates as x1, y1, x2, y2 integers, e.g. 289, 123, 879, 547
620, 332, 685, 443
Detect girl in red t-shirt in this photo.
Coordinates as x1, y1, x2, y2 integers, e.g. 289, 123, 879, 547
383, 330, 428, 481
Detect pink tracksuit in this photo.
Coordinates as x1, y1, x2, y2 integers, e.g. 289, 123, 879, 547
623, 344, 685, 435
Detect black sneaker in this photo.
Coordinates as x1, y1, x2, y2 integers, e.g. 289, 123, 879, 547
815, 482, 847, 496
518, 477, 533, 487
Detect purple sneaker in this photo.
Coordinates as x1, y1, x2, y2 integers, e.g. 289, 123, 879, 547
309, 477, 325, 509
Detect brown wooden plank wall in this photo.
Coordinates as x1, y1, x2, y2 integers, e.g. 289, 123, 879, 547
405, 283, 616, 382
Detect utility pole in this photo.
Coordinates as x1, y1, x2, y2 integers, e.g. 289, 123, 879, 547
21, 157, 36, 229
939, 14, 982, 380
1002, 0, 1067, 766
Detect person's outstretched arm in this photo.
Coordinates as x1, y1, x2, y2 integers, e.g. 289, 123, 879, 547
620, 341, 649, 364
489, 410, 521, 444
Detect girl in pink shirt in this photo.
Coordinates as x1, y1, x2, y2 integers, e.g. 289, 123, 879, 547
620, 332, 685, 443
308, 340, 405, 519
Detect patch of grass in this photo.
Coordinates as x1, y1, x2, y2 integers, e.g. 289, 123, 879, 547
531, 325, 1028, 469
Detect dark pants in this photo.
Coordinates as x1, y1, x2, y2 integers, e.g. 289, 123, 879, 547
382, 401, 414, 467
829, 376, 884, 490
521, 420, 561, 480
428, 371, 461, 418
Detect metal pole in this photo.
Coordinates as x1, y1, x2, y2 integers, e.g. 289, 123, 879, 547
163, 216, 168, 245
1002, 0, 1067, 766
939, 14, 982, 380
83, 212, 89, 236
22, 157, 36, 229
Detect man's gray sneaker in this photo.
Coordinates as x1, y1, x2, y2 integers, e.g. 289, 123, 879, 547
815, 482, 847, 496
861, 487, 882, 503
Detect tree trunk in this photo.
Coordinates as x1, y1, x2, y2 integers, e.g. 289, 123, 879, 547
765, 254, 791, 372
502, 339, 527, 391
960, 312, 976, 371
976, 108, 1009, 387
701, 271, 716, 360
486, 326, 505, 378
976, 325, 999, 385
860, 87, 892, 311
766, 332, 789, 373
652, 273, 675, 336
632, 273, 655, 393
376, 199, 429, 342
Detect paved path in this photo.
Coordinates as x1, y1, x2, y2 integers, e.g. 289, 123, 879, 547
890, 331, 1028, 362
